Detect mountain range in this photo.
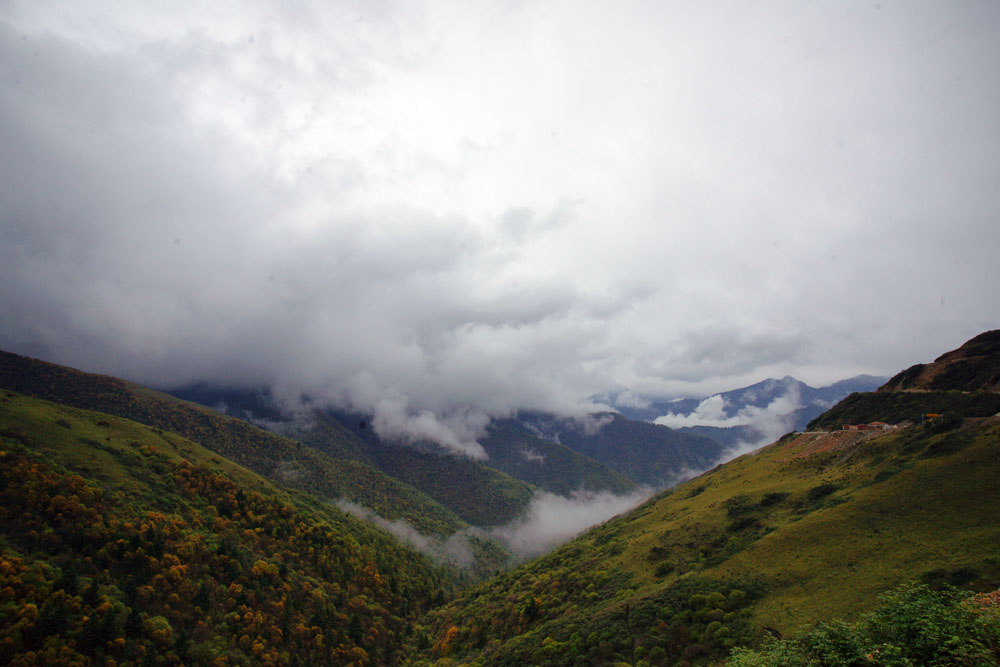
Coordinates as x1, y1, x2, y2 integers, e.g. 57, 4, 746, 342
1, 332, 998, 664
614, 374, 887, 449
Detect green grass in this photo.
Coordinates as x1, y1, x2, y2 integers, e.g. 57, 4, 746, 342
417, 416, 1000, 663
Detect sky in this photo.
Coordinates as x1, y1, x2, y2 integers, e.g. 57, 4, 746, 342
2, 1, 999, 457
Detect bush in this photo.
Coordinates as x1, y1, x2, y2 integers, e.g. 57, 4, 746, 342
805, 483, 839, 504
728, 582, 1000, 666
757, 492, 790, 508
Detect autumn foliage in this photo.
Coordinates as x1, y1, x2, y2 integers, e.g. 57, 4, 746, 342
0, 436, 446, 665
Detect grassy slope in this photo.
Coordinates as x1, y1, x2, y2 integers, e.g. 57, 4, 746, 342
417, 416, 1000, 664
0, 390, 451, 664
644, 421, 1000, 629
807, 389, 1000, 430
880, 329, 1000, 392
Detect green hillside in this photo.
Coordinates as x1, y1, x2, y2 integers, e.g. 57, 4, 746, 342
549, 412, 724, 486
167, 393, 541, 527
0, 390, 450, 665
807, 389, 1000, 431
478, 421, 637, 496
269, 411, 534, 528
416, 411, 1000, 664
369, 445, 535, 528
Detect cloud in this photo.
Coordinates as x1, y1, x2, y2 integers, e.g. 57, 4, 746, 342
653, 383, 803, 431
339, 487, 661, 565
519, 449, 545, 463
490, 488, 653, 558
1, 1, 999, 454
335, 500, 476, 569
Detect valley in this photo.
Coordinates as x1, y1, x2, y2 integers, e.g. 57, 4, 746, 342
1, 331, 998, 665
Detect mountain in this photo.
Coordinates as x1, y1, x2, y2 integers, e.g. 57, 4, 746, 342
809, 331, 1000, 431
167, 386, 637, 518
264, 407, 538, 529
0, 389, 450, 664
513, 412, 724, 486
614, 374, 886, 427
479, 420, 638, 495
416, 335, 1000, 664
615, 375, 887, 451
879, 329, 1000, 393
0, 350, 513, 576
4, 334, 999, 665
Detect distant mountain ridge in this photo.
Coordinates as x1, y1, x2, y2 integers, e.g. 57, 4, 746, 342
614, 375, 887, 423
613, 374, 887, 449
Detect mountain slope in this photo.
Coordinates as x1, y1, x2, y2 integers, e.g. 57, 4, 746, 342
418, 336, 1000, 664
279, 409, 537, 528
478, 420, 638, 495
516, 412, 724, 486
809, 333, 1000, 431
0, 351, 479, 540
420, 415, 1000, 664
170, 387, 635, 509
0, 390, 450, 665
880, 329, 1000, 392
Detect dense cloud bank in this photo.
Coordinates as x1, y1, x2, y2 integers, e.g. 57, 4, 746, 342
2, 2, 999, 453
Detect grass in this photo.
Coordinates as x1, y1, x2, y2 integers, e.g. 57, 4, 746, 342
423, 414, 1000, 662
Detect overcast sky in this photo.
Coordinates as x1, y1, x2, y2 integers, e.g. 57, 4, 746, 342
2, 1, 998, 455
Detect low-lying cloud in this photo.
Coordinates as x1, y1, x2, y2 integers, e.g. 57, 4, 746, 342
489, 488, 654, 558
652, 386, 802, 431
339, 488, 662, 566
335, 500, 476, 569
655, 385, 806, 463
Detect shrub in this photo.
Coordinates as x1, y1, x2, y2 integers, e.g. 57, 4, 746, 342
728, 583, 1000, 666
805, 483, 839, 504
757, 492, 790, 508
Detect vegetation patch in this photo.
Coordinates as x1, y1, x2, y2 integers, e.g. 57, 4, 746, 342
757, 491, 790, 507
0, 402, 451, 665
804, 482, 839, 504
729, 583, 1000, 666
808, 390, 1000, 430
686, 483, 709, 498
921, 430, 975, 458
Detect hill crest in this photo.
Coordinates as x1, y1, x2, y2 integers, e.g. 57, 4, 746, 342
880, 330, 1000, 393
